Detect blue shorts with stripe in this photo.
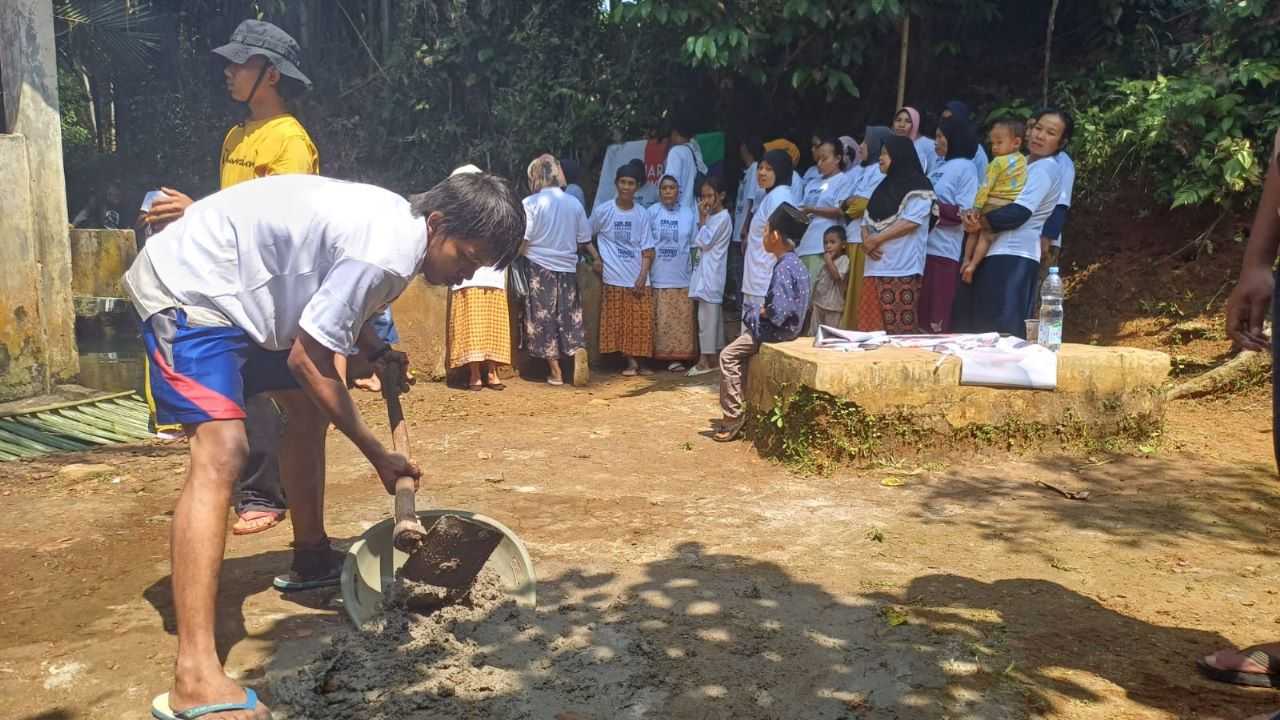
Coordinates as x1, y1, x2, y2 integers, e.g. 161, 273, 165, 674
140, 308, 299, 426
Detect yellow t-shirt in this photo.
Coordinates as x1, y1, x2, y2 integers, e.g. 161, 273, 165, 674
149, 114, 319, 434
219, 114, 319, 190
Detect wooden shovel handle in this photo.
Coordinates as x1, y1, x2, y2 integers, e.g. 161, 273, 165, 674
383, 357, 427, 550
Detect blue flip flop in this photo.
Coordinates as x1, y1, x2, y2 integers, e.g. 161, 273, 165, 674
151, 688, 258, 719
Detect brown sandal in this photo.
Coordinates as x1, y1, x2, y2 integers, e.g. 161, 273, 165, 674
231, 510, 285, 536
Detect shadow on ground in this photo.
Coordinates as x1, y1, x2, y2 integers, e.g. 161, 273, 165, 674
258, 541, 1272, 719
902, 454, 1280, 562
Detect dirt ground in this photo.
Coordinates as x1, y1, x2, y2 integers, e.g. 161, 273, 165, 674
0, 362, 1278, 720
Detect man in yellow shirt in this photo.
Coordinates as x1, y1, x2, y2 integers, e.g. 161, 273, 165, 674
147, 20, 319, 539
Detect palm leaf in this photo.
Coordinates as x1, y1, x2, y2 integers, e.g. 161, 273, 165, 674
54, 0, 163, 79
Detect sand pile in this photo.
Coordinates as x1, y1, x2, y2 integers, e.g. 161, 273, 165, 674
271, 570, 661, 719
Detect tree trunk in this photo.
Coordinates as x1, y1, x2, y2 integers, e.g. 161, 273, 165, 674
80, 70, 99, 147
1042, 0, 1060, 106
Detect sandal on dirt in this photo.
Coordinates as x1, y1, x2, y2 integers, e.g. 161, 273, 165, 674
486, 380, 506, 391
713, 418, 746, 443
637, 367, 654, 376
1198, 646, 1280, 688
273, 538, 345, 592
231, 510, 284, 536
468, 382, 484, 392
667, 362, 687, 372
152, 688, 259, 719
686, 365, 716, 377
621, 368, 638, 377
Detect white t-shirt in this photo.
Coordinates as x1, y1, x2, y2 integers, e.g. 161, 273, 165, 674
927, 158, 980, 262
855, 166, 886, 199
757, 172, 801, 206
973, 146, 990, 186
452, 266, 505, 291
523, 187, 591, 274
743, 185, 794, 297
915, 137, 938, 177
797, 171, 855, 256
862, 194, 933, 278
733, 162, 759, 242
591, 200, 655, 288
664, 143, 700, 210
845, 166, 886, 245
798, 165, 821, 201
123, 175, 426, 356
690, 209, 732, 304
1051, 152, 1076, 249
647, 203, 696, 288
989, 155, 1062, 262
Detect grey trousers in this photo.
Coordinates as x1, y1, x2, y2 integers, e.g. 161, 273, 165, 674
696, 300, 724, 355
235, 394, 287, 515
718, 332, 759, 421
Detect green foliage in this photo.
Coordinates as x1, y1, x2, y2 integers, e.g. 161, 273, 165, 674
1062, 0, 1280, 213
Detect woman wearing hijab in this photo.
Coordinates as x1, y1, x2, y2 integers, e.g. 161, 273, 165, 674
764, 137, 804, 188
839, 126, 893, 328
942, 100, 989, 182
648, 175, 699, 370
592, 160, 657, 375
741, 149, 796, 326
892, 106, 938, 178
522, 154, 596, 386
856, 135, 937, 333
919, 116, 980, 333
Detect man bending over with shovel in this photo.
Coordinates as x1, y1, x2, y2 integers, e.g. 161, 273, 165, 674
125, 172, 524, 720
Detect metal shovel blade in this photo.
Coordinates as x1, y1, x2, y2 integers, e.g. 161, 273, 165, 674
399, 514, 504, 588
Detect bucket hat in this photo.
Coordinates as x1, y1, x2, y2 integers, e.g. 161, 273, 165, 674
212, 20, 311, 89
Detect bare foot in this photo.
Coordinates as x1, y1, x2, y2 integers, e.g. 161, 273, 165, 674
167, 669, 269, 720
354, 374, 382, 393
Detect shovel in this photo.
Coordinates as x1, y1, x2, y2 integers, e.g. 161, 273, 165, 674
382, 358, 503, 588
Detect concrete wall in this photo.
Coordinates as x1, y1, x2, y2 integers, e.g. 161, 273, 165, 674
0, 0, 78, 400
70, 229, 138, 300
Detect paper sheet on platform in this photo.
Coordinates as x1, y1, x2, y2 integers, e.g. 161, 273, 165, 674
813, 325, 888, 350
955, 336, 1058, 390
811, 328, 1057, 389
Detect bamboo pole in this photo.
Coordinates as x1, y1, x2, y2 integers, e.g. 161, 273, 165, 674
1042, 0, 1061, 106
896, 9, 910, 111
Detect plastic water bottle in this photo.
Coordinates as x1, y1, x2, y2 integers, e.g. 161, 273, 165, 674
1038, 267, 1065, 351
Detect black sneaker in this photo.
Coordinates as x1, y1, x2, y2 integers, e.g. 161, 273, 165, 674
272, 537, 346, 592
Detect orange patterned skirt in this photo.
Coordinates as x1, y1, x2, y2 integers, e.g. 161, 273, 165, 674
652, 288, 697, 361
447, 287, 512, 368
600, 285, 654, 358
857, 275, 922, 334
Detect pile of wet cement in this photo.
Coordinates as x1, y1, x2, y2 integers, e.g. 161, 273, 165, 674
270, 569, 659, 719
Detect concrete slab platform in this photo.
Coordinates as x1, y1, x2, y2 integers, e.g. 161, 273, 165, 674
746, 341, 1172, 432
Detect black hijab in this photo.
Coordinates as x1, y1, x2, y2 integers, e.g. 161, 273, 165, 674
944, 100, 972, 122
866, 135, 933, 222
616, 159, 645, 185
760, 149, 794, 191
862, 126, 893, 168
937, 114, 978, 162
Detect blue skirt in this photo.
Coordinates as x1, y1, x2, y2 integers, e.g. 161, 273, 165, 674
968, 255, 1040, 338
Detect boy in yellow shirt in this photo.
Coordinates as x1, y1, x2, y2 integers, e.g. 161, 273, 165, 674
962, 117, 1027, 283
146, 20, 319, 538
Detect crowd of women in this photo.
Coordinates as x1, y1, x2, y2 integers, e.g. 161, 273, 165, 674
443, 102, 1078, 385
